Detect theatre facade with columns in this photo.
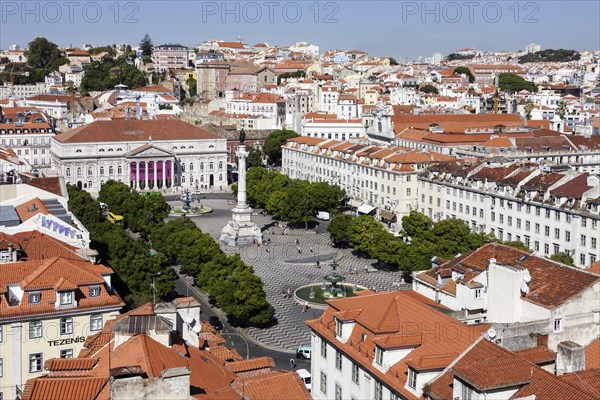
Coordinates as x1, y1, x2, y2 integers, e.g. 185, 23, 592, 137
51, 119, 227, 195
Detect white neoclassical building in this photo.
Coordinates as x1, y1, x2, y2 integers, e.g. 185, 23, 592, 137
51, 120, 227, 195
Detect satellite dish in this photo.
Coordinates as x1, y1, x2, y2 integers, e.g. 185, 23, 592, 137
186, 315, 194, 324
193, 324, 201, 334
521, 281, 530, 295
487, 327, 497, 339
523, 273, 531, 283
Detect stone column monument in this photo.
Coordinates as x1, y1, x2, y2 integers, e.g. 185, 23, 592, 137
220, 131, 263, 246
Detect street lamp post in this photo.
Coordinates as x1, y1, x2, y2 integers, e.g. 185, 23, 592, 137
220, 332, 250, 359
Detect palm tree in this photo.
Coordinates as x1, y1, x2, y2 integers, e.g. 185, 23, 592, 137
524, 99, 534, 120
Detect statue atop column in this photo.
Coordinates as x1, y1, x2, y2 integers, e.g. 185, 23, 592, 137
219, 132, 262, 246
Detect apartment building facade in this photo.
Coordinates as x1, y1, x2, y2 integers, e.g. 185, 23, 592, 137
152, 44, 189, 72
418, 161, 600, 267
0, 257, 124, 399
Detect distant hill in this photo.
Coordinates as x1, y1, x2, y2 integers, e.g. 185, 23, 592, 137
518, 49, 580, 63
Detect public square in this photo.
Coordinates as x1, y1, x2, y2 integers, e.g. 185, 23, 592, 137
168, 194, 410, 353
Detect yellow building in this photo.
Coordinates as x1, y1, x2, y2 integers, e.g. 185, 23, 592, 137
0, 257, 124, 398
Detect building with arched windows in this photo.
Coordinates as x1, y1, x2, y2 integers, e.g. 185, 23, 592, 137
51, 120, 227, 195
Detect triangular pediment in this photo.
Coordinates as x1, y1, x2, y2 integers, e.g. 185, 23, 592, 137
126, 143, 175, 158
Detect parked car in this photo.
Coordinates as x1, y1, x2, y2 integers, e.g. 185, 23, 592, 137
296, 345, 311, 359
208, 316, 223, 330
296, 369, 312, 391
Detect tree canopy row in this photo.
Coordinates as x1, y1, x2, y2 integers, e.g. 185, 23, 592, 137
68, 181, 274, 326
245, 167, 345, 226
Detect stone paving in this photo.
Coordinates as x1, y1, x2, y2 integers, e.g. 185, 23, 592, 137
185, 199, 410, 352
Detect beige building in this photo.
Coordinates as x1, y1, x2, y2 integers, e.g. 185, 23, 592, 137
0, 257, 124, 398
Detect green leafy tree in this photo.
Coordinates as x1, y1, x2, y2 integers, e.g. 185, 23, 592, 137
186, 76, 197, 96
549, 252, 576, 267
277, 70, 305, 85
419, 84, 439, 94
370, 230, 403, 266
25, 37, 67, 72
280, 180, 313, 226
348, 215, 384, 256
328, 214, 353, 245
140, 34, 153, 57
402, 211, 433, 239
397, 238, 433, 273
498, 73, 537, 93
388, 57, 399, 66
310, 182, 344, 213
453, 66, 475, 83
80, 56, 146, 93
262, 129, 300, 165
266, 190, 287, 216
246, 146, 264, 168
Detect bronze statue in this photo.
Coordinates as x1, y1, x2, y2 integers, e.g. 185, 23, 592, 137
239, 129, 246, 143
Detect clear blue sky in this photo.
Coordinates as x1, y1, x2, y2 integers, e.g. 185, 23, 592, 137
1, 1, 599, 59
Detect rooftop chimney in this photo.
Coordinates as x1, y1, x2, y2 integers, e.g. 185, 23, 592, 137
556, 341, 585, 376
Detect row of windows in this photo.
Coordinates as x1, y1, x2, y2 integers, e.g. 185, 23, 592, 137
28, 314, 103, 339
0, 137, 50, 145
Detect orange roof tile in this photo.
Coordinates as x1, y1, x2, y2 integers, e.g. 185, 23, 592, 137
226, 357, 275, 373
513, 346, 556, 365
55, 120, 223, 144
21, 377, 107, 400
586, 338, 600, 370
14, 198, 49, 222
232, 371, 311, 400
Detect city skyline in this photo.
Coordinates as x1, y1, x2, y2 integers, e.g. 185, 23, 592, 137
1, 1, 599, 59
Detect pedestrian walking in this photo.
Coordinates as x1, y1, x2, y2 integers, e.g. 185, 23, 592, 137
310, 246, 313, 252
297, 246, 302, 254
290, 358, 296, 369
295, 238, 300, 245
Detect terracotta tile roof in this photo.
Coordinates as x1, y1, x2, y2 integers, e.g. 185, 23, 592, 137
54, 120, 223, 144
232, 371, 311, 400
588, 261, 600, 275
586, 338, 600, 370
14, 231, 85, 261
374, 333, 423, 349
21, 377, 108, 400
550, 173, 593, 198
452, 339, 533, 390
18, 175, 63, 197
416, 243, 600, 309
111, 334, 187, 377
306, 291, 488, 399
226, 357, 275, 373
15, 197, 48, 222
405, 353, 458, 371
513, 346, 556, 365
44, 358, 99, 372
521, 172, 565, 192
0, 257, 123, 320
510, 367, 597, 400
427, 369, 454, 400
558, 370, 600, 397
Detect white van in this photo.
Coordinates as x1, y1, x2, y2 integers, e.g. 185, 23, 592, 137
296, 369, 312, 391
316, 211, 330, 221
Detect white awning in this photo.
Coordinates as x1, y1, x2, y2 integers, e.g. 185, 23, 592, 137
357, 204, 376, 215
348, 199, 362, 208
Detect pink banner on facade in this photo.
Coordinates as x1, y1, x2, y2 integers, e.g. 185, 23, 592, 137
139, 161, 146, 181
130, 162, 137, 180
165, 161, 172, 180
148, 161, 155, 182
